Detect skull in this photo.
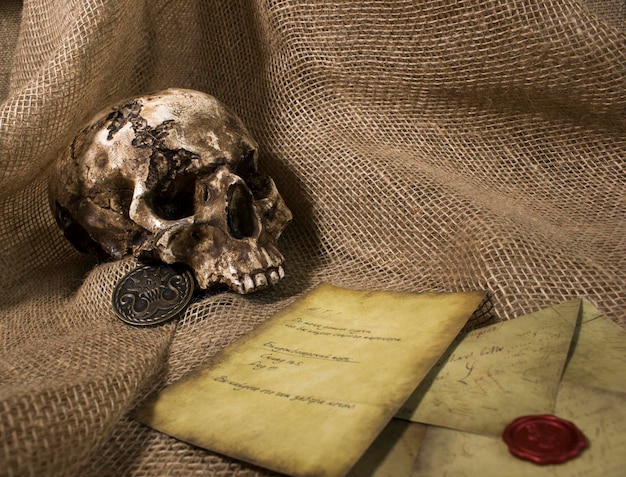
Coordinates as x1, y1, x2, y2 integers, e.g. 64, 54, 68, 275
49, 88, 292, 293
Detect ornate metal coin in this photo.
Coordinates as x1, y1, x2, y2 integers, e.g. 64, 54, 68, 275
112, 264, 195, 326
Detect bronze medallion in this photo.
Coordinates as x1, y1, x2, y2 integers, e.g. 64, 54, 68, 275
112, 264, 195, 326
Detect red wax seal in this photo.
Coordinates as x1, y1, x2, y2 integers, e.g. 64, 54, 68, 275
502, 415, 588, 464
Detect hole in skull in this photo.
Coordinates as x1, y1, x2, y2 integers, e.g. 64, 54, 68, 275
227, 183, 257, 239
150, 174, 196, 220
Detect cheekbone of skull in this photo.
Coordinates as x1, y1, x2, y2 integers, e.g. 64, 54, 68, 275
49, 88, 292, 293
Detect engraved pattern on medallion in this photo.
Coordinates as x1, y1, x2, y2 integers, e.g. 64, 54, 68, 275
113, 264, 194, 325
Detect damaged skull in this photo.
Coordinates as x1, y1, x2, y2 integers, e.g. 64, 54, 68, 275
49, 88, 292, 293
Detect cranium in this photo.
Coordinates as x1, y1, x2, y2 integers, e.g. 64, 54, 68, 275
49, 88, 292, 293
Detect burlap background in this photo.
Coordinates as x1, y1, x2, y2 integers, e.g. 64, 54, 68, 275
1, 0, 624, 475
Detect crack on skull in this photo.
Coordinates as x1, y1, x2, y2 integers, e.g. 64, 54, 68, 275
130, 118, 175, 149
145, 148, 198, 190
106, 100, 143, 140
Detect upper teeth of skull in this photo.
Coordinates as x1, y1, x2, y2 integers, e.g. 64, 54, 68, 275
243, 275, 256, 292
254, 273, 268, 288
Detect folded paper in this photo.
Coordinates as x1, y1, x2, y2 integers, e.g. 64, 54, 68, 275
397, 299, 581, 435
560, 300, 626, 394
411, 300, 626, 476
135, 284, 485, 477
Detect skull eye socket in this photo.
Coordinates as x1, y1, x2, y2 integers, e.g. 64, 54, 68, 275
227, 183, 257, 239
235, 149, 257, 180
247, 174, 274, 200
236, 149, 272, 200
151, 174, 196, 220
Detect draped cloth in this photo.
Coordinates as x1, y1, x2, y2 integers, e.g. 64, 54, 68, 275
1, 1, 624, 475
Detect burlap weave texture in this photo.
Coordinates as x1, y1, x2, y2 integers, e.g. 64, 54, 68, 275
0, 1, 624, 475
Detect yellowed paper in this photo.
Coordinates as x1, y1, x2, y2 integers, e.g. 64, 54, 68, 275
346, 420, 427, 477
397, 299, 581, 436
561, 300, 626, 394
411, 299, 626, 476
135, 284, 484, 477
414, 388, 626, 477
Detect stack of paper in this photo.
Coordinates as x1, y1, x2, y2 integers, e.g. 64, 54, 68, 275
135, 285, 626, 477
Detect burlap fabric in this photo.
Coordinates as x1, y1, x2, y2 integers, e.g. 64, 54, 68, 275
0, 0, 624, 475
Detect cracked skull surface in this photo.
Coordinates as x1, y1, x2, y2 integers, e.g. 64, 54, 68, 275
49, 88, 292, 293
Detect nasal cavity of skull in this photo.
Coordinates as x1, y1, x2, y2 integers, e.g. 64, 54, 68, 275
150, 174, 196, 220
227, 183, 257, 239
